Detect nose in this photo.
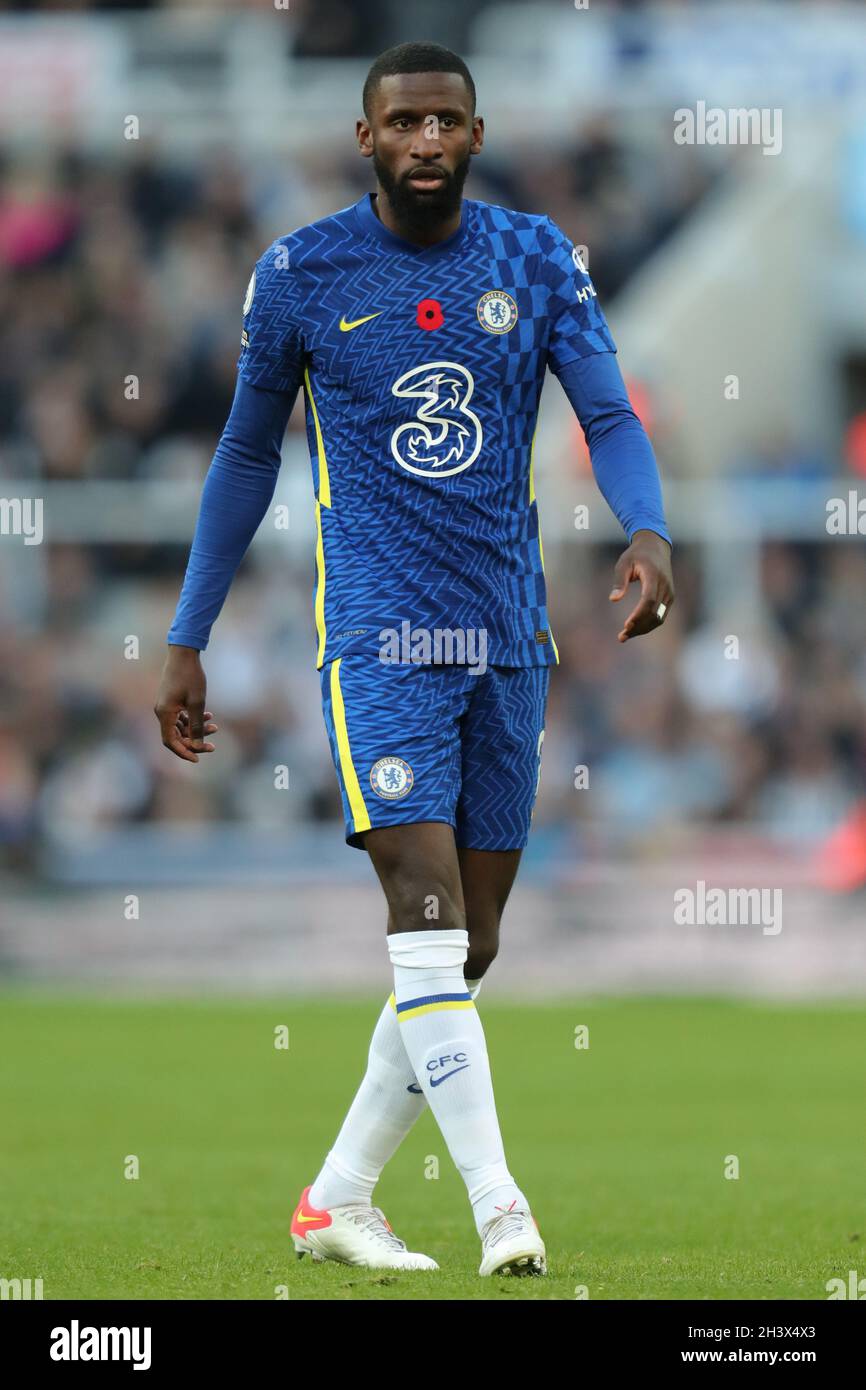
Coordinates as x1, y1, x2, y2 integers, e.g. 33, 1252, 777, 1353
409, 123, 444, 160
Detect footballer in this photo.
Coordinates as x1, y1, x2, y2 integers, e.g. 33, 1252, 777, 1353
156, 42, 674, 1277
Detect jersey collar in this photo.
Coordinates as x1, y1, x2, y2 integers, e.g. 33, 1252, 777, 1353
355, 191, 468, 255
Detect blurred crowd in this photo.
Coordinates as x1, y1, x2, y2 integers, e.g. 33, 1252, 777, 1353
0, 0, 706, 35
1, 124, 865, 880
3, 533, 866, 877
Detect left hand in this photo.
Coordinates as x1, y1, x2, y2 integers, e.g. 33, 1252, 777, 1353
608, 529, 674, 642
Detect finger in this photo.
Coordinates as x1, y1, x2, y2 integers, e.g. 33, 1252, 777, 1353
177, 710, 215, 725
609, 553, 634, 601
175, 720, 216, 753
175, 713, 219, 736
187, 698, 208, 748
617, 567, 661, 641
618, 603, 660, 640
156, 706, 202, 763
177, 730, 217, 752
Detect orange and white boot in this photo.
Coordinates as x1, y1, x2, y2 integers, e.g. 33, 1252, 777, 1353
478, 1208, 547, 1276
291, 1186, 438, 1271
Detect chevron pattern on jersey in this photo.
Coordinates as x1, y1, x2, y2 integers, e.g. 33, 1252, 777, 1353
238, 194, 617, 670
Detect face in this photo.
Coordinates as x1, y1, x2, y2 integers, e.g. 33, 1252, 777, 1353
357, 71, 483, 225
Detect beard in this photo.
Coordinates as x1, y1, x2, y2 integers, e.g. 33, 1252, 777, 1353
372, 148, 471, 231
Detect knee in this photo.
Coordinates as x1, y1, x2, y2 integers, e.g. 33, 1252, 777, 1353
465, 914, 500, 978
386, 875, 465, 935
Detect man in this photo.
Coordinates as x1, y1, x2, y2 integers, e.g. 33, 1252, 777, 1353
156, 41, 674, 1278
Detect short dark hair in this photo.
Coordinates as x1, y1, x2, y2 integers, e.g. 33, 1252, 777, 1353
362, 42, 476, 120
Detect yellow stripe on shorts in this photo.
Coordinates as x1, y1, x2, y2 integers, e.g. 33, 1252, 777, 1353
329, 658, 371, 836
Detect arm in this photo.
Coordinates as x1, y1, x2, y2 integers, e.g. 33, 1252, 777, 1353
156, 374, 299, 762
156, 238, 305, 761
541, 215, 674, 640
556, 353, 674, 641
556, 352, 670, 547
166, 375, 299, 651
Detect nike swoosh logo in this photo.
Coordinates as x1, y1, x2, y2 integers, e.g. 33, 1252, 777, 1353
429, 1064, 470, 1088
339, 311, 383, 332
407, 1082, 422, 1094
295, 1212, 323, 1223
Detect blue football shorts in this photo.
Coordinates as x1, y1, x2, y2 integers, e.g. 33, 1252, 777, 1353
320, 654, 550, 851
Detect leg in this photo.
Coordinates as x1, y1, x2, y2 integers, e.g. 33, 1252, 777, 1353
459, 847, 522, 981
455, 664, 549, 979
307, 660, 468, 1217
366, 822, 533, 1241
302, 662, 542, 1269
433, 666, 548, 1272
367, 821, 466, 937
307, 833, 496, 1213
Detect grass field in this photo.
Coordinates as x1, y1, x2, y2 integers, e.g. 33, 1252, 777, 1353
1, 993, 862, 1301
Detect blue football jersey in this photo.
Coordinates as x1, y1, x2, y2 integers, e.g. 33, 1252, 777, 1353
238, 192, 616, 669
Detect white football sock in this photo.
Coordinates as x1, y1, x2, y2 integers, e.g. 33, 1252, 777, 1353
308, 974, 486, 1211
389, 928, 527, 1234
308, 994, 424, 1209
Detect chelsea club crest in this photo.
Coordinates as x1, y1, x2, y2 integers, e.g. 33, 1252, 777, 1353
476, 290, 518, 334
370, 757, 414, 800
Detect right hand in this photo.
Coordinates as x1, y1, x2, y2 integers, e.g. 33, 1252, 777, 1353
154, 646, 219, 764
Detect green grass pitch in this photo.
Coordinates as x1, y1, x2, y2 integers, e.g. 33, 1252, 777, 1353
1, 993, 862, 1300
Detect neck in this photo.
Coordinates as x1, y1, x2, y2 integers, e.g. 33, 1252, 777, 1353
372, 188, 462, 247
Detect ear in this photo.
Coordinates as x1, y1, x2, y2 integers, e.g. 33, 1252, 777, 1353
357, 118, 374, 159
470, 116, 484, 156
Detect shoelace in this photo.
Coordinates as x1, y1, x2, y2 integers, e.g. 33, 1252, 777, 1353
484, 1211, 531, 1247
345, 1206, 407, 1251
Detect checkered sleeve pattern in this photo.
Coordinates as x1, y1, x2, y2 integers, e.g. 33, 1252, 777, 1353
541, 216, 617, 375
